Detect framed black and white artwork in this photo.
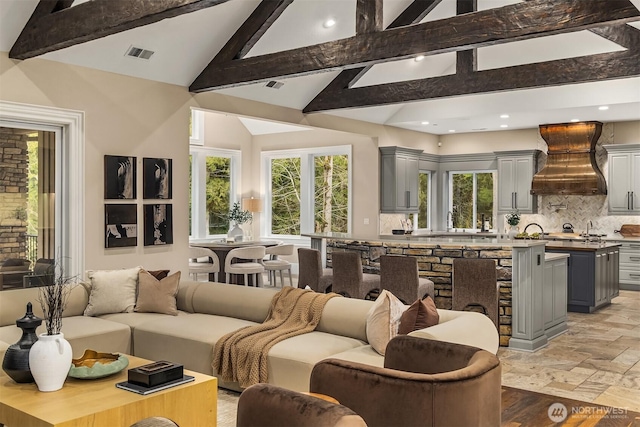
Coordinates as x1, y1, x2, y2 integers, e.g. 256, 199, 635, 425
143, 157, 172, 199
104, 155, 136, 199
143, 204, 173, 246
105, 204, 137, 248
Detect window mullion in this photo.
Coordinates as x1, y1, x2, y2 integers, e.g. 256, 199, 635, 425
300, 154, 312, 234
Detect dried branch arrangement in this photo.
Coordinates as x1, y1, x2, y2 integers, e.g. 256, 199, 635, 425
37, 258, 75, 335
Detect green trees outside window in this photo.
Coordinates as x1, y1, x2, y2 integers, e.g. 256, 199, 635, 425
451, 171, 494, 230
314, 155, 348, 233
269, 153, 349, 236
206, 156, 231, 235
271, 157, 301, 235
418, 172, 430, 229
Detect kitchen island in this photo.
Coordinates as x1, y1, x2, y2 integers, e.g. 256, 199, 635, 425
545, 241, 621, 313
303, 232, 553, 350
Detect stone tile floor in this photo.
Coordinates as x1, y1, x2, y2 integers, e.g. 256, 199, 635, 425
499, 290, 640, 412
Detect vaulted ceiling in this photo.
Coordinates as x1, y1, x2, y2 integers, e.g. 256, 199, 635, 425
1, 0, 639, 135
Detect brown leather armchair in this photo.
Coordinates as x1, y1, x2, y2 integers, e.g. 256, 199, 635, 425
237, 383, 367, 427
310, 335, 501, 427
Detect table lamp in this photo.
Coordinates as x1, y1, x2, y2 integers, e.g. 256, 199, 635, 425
242, 197, 262, 240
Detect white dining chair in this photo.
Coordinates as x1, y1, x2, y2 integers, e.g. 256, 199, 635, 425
188, 247, 220, 282
262, 244, 294, 288
225, 246, 266, 286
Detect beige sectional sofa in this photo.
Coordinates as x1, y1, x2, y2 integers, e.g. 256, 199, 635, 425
0, 280, 498, 392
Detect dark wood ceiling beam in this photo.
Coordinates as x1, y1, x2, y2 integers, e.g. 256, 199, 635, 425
189, 0, 640, 92
589, 23, 640, 49
234, 0, 295, 61
456, 0, 477, 75
10, 0, 231, 60
388, 0, 442, 28
309, 0, 443, 104
303, 48, 640, 112
356, 0, 383, 34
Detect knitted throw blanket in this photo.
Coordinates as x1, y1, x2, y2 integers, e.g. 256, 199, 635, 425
212, 287, 337, 388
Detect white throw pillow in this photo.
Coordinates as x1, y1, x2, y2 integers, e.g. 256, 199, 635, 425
366, 290, 406, 355
84, 266, 141, 316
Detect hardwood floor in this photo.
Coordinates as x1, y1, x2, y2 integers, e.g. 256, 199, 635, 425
501, 386, 640, 426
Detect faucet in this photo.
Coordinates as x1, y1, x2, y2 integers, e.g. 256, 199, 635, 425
524, 223, 544, 238
446, 211, 453, 231
585, 220, 593, 242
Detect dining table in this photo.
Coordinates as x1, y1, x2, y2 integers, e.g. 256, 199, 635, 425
189, 239, 281, 284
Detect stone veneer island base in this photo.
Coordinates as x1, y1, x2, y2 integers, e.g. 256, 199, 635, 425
305, 233, 549, 349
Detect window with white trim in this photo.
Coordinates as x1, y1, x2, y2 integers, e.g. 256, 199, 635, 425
448, 171, 496, 231
262, 146, 351, 238
189, 146, 240, 238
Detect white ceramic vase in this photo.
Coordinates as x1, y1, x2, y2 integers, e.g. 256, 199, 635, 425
508, 225, 519, 239
29, 332, 72, 392
228, 223, 244, 241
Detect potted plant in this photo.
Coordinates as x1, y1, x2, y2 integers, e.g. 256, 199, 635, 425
29, 260, 74, 392
227, 202, 252, 240
505, 210, 520, 239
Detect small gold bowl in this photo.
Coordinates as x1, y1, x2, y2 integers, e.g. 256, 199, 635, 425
68, 349, 128, 379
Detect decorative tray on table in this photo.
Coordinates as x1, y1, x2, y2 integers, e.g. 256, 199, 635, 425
68, 349, 129, 379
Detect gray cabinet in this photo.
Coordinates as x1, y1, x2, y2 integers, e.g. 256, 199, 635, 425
604, 144, 640, 214
543, 254, 568, 338
495, 150, 539, 213
379, 147, 423, 213
610, 240, 640, 291
546, 246, 621, 313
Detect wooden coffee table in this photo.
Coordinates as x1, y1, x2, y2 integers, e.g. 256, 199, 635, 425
0, 355, 217, 427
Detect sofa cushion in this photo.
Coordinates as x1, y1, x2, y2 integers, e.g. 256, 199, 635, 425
264, 331, 367, 392
135, 270, 180, 315
0, 285, 88, 327
366, 290, 405, 355
190, 282, 277, 323
0, 316, 131, 358
84, 267, 141, 316
316, 296, 372, 342
133, 314, 258, 375
398, 296, 439, 335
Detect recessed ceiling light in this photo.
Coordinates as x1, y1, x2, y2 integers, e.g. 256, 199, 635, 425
323, 18, 336, 28
500, 124, 508, 128
421, 121, 429, 125
415, 55, 425, 62
598, 106, 609, 110
570, 119, 580, 122
500, 114, 509, 119
448, 130, 456, 133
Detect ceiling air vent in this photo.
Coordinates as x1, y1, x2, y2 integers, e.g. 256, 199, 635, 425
125, 46, 155, 60
264, 81, 284, 89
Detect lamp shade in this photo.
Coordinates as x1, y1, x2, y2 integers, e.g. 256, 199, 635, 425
242, 197, 263, 213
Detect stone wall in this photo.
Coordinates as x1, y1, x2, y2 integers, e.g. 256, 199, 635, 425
0, 128, 29, 261
327, 239, 513, 346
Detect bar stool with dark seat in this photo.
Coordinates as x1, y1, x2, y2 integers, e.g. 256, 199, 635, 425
331, 251, 380, 299
297, 248, 333, 292
452, 258, 499, 329
380, 255, 434, 304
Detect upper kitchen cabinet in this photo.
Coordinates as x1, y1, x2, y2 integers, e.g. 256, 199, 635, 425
495, 150, 540, 214
379, 147, 423, 213
604, 144, 640, 215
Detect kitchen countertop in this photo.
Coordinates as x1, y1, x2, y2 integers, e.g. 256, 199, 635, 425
544, 241, 622, 251
302, 232, 547, 248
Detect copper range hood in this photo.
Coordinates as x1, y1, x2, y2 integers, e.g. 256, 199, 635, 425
530, 121, 607, 196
